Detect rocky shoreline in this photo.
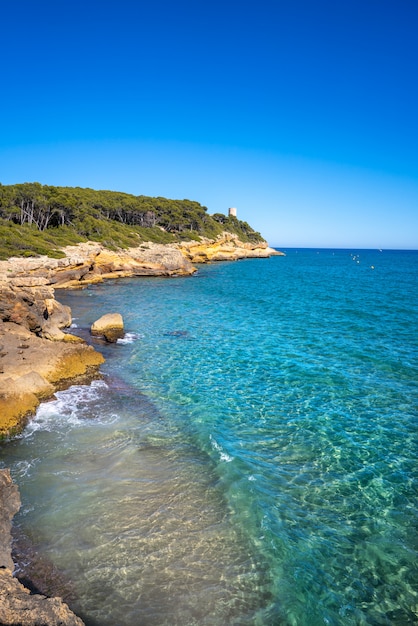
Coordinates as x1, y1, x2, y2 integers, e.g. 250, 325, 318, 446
0, 469, 85, 625
0, 233, 281, 624
0, 234, 281, 436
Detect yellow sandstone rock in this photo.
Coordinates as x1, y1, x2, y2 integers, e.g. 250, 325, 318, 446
91, 313, 124, 343
0, 322, 104, 438
177, 232, 283, 263
0, 236, 282, 436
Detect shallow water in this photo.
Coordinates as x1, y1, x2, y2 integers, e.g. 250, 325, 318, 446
1, 249, 417, 625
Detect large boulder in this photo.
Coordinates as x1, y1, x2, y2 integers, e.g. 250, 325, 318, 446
91, 313, 124, 343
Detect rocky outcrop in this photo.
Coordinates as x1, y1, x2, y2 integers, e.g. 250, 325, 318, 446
0, 255, 108, 436
178, 232, 284, 263
0, 469, 85, 626
0, 282, 73, 341
0, 235, 281, 435
91, 313, 124, 342
0, 573, 85, 626
0, 320, 105, 437
0, 242, 196, 291
0, 236, 281, 292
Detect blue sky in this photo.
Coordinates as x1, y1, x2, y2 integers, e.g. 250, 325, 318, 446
1, 0, 417, 248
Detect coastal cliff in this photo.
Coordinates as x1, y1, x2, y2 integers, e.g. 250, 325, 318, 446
178, 232, 283, 263
0, 234, 280, 291
0, 241, 196, 290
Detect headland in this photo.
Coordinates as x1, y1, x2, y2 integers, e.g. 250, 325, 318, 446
0, 183, 284, 624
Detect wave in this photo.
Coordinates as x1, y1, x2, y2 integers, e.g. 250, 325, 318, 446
117, 332, 142, 344
22, 380, 112, 437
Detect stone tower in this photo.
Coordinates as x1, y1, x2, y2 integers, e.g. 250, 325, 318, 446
228, 207, 237, 217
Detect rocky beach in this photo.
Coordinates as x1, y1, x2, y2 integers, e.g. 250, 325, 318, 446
0, 235, 279, 437
0, 233, 280, 624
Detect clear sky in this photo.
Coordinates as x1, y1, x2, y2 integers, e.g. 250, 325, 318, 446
1, 0, 417, 249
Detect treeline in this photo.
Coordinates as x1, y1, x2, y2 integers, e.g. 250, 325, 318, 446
0, 183, 264, 259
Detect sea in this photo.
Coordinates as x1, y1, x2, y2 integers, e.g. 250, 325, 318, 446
1, 249, 417, 626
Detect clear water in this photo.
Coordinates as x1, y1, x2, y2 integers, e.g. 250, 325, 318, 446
1, 249, 417, 625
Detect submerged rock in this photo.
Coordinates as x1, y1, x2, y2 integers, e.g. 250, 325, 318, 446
0, 469, 20, 572
0, 469, 85, 625
163, 330, 191, 338
0, 572, 85, 626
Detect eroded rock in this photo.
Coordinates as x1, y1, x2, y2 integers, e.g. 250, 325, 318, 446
0, 469, 85, 626
177, 232, 284, 263
0, 469, 20, 571
0, 571, 85, 626
91, 313, 124, 342
0, 321, 105, 437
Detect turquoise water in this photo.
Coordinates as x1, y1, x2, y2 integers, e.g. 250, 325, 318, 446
1, 249, 417, 625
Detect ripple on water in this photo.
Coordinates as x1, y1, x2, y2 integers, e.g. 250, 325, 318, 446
6, 379, 274, 626
2, 252, 417, 626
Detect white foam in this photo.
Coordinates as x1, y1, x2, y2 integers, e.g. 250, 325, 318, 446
24, 380, 110, 436
117, 332, 142, 344
13, 458, 39, 478
209, 435, 233, 462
